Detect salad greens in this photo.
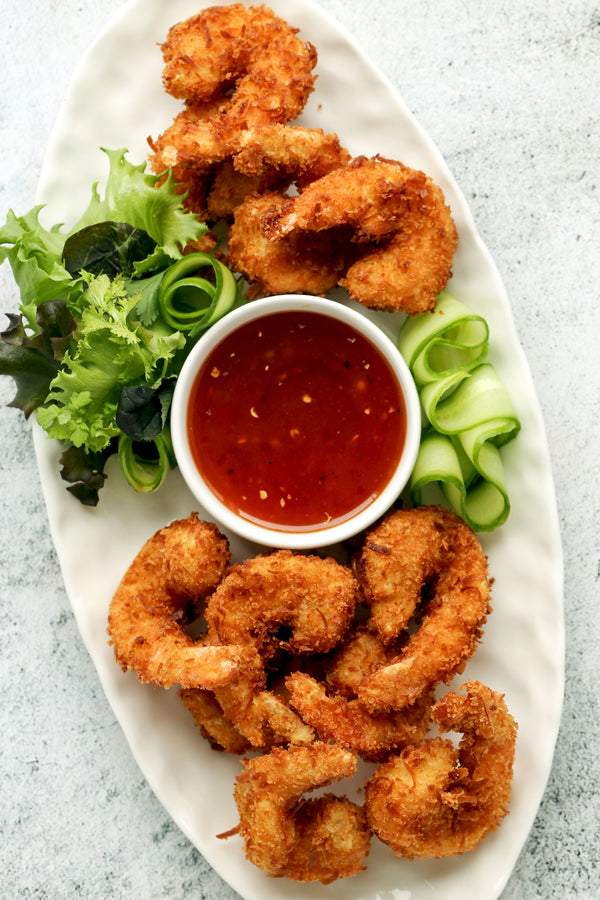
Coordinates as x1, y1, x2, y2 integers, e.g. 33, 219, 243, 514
0, 148, 241, 505
397, 291, 521, 531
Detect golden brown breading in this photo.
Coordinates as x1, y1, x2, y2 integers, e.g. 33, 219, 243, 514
161, 4, 317, 126
107, 514, 243, 690
262, 156, 422, 239
206, 159, 292, 219
227, 190, 357, 296
340, 175, 457, 315
354, 506, 491, 711
206, 549, 358, 659
205, 549, 358, 747
233, 742, 370, 882
179, 687, 252, 754
364, 681, 518, 858
261, 155, 457, 314
234, 124, 351, 186
286, 671, 433, 761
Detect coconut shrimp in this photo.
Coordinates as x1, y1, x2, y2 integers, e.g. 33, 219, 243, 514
176, 124, 349, 220
206, 124, 350, 220
262, 155, 457, 315
233, 124, 351, 186
150, 4, 317, 204
352, 506, 491, 713
286, 671, 433, 761
107, 514, 244, 690
205, 160, 288, 219
262, 156, 423, 239
179, 687, 252, 755
161, 5, 317, 118
364, 681, 518, 859
148, 100, 229, 173
206, 550, 358, 746
157, 4, 316, 172
340, 190, 458, 316
325, 622, 390, 698
232, 742, 371, 882
227, 190, 358, 297
285, 623, 432, 760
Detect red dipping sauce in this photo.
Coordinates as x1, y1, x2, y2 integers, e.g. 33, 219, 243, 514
187, 310, 407, 532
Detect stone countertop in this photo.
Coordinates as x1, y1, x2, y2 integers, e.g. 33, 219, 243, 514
1, 1, 597, 897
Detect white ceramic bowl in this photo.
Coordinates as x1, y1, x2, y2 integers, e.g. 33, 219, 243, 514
171, 295, 421, 549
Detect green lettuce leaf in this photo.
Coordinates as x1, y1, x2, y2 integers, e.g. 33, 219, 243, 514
59, 442, 113, 507
0, 301, 76, 415
0, 148, 207, 325
71, 148, 206, 273
35, 274, 185, 452
62, 221, 157, 279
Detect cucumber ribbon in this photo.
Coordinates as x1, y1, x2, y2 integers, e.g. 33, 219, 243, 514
157, 252, 239, 334
118, 428, 176, 494
397, 291, 520, 531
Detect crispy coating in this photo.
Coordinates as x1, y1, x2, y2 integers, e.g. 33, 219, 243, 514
162, 4, 252, 102
286, 671, 433, 761
233, 742, 370, 882
262, 155, 457, 314
179, 687, 252, 754
161, 4, 317, 126
227, 190, 357, 296
151, 122, 349, 221
262, 156, 422, 239
151, 5, 318, 203
234, 124, 351, 186
206, 550, 358, 747
214, 657, 316, 748
354, 506, 491, 712
355, 505, 459, 642
281, 796, 370, 884
206, 159, 291, 219
340, 176, 457, 315
206, 549, 357, 658
148, 100, 230, 173
107, 514, 243, 690
364, 681, 518, 859
325, 623, 390, 698
206, 124, 350, 220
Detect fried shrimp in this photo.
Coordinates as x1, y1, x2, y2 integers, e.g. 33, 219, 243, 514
339, 192, 457, 316
206, 160, 289, 219
206, 550, 358, 746
148, 100, 228, 172
364, 681, 518, 859
150, 3, 316, 180
150, 5, 318, 205
162, 5, 317, 115
262, 156, 421, 239
233, 124, 351, 186
233, 742, 371, 882
227, 190, 357, 297
286, 671, 433, 761
353, 506, 491, 712
324, 623, 390, 698
108, 514, 243, 690
179, 687, 252, 754
152, 123, 349, 220
207, 124, 350, 220
262, 155, 457, 314
206, 550, 357, 657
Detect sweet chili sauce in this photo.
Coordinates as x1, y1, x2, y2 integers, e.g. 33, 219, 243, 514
187, 310, 407, 532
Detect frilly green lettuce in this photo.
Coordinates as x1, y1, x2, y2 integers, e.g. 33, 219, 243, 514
0, 148, 207, 329
36, 274, 184, 452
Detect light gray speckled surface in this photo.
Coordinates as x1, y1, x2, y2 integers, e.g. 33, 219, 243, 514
1, 1, 598, 897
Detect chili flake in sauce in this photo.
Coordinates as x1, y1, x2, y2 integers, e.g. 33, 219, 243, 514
187, 310, 406, 532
